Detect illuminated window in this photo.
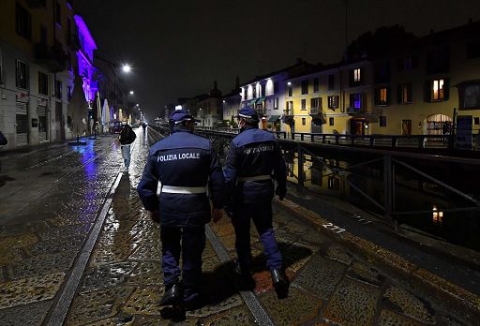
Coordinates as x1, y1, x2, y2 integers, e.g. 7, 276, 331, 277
353, 68, 361, 82
374, 87, 389, 106
328, 95, 339, 109
349, 68, 363, 87
349, 93, 364, 109
432, 78, 445, 101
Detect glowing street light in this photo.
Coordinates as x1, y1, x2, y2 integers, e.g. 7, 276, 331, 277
122, 63, 132, 74
129, 90, 134, 95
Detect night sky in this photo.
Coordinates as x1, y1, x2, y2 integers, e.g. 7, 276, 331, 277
74, 0, 480, 119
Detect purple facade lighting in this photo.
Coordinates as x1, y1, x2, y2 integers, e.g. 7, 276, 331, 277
74, 15, 97, 103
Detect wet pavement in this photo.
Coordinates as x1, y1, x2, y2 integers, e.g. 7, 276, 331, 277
0, 129, 479, 325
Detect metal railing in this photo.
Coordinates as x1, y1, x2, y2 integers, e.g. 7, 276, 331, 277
151, 125, 480, 234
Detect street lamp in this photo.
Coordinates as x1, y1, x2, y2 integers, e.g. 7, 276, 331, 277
122, 63, 132, 74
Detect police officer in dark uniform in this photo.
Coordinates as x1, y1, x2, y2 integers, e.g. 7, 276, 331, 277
137, 108, 226, 312
223, 106, 289, 299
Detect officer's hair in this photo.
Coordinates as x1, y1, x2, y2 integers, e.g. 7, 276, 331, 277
243, 117, 259, 127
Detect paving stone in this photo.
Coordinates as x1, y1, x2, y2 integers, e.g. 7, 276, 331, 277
37, 223, 93, 240
323, 243, 353, 265
79, 262, 137, 293
194, 305, 256, 325
347, 260, 384, 287
383, 285, 436, 324
293, 254, 348, 299
323, 277, 382, 326
27, 235, 86, 255
283, 242, 317, 273
0, 272, 64, 309
125, 261, 163, 286
0, 301, 52, 326
377, 309, 425, 326
66, 286, 135, 325
8, 250, 76, 279
260, 286, 323, 325
122, 286, 162, 316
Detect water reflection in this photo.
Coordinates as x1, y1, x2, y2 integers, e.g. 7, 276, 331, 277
289, 153, 480, 252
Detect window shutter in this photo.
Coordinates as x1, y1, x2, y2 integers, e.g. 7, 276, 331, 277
424, 80, 431, 102
444, 78, 450, 101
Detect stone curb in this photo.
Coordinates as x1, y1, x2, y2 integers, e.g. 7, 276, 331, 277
275, 197, 480, 323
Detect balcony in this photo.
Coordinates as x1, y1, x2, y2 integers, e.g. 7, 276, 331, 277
347, 107, 366, 116
34, 44, 67, 73
309, 107, 321, 115
309, 108, 326, 125
282, 109, 294, 124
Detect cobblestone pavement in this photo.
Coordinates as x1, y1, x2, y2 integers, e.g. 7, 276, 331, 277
0, 129, 479, 325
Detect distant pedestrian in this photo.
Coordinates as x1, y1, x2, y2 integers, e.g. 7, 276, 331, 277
136, 108, 226, 315
118, 121, 136, 172
223, 106, 289, 299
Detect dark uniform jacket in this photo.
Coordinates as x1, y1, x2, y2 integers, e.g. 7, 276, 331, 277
224, 125, 287, 204
137, 128, 226, 227
119, 124, 136, 145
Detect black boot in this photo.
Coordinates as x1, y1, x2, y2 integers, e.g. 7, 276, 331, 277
271, 269, 289, 299
160, 283, 183, 306
234, 262, 255, 291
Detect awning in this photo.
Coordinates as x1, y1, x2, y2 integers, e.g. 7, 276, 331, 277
248, 99, 256, 106
255, 97, 265, 104
267, 115, 281, 122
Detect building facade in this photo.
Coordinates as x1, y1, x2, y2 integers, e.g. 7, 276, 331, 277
0, 0, 76, 149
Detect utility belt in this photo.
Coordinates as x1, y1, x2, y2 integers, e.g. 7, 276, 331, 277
157, 182, 207, 195
237, 175, 272, 182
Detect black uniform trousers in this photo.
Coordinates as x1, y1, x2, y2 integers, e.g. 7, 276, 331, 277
231, 203, 283, 272
160, 225, 206, 301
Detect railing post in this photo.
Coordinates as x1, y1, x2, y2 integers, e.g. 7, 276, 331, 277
383, 154, 394, 225
297, 144, 304, 192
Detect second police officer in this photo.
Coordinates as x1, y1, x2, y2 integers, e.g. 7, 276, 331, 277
137, 108, 226, 312
223, 106, 289, 299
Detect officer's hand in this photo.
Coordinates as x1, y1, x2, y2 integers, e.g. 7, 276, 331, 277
150, 210, 160, 223
211, 208, 223, 223
276, 187, 287, 201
